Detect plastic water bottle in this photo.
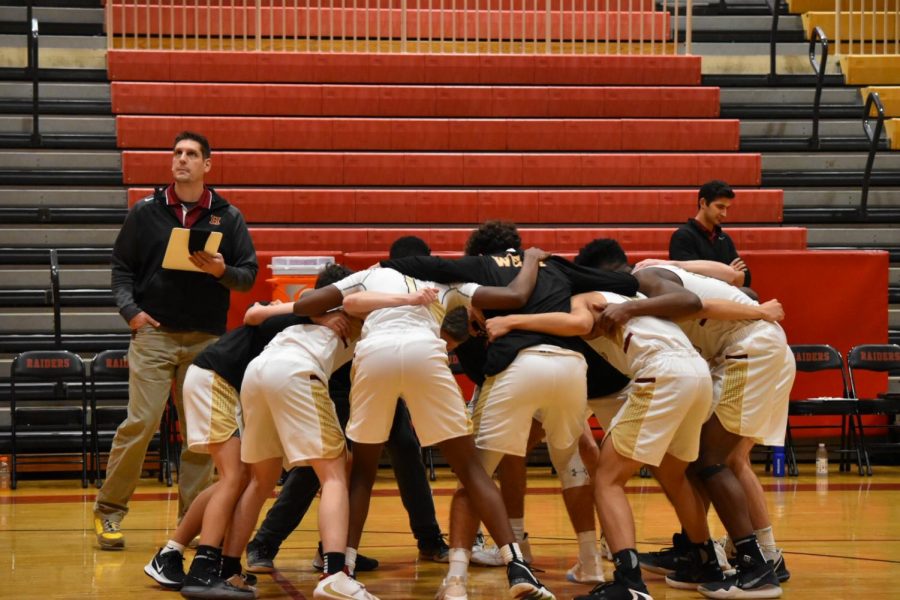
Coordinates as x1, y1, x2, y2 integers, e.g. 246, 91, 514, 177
0, 456, 9, 489
815, 443, 828, 477
772, 446, 786, 477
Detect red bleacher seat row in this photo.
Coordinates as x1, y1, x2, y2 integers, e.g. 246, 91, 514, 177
106, 5, 669, 41
128, 188, 784, 224
103, 0, 657, 11
123, 151, 761, 186
244, 227, 807, 253
111, 83, 721, 118
107, 51, 702, 85
116, 116, 741, 152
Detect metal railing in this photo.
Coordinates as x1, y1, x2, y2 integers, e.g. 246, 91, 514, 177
27, 1, 41, 147
766, 0, 783, 81
834, 0, 899, 55
104, 0, 694, 55
860, 91, 884, 215
808, 26, 828, 149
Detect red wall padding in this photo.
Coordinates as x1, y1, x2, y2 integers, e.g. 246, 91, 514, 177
112, 82, 721, 118
123, 151, 761, 186
105, 0, 656, 8
107, 5, 669, 41
107, 51, 702, 85
117, 116, 741, 152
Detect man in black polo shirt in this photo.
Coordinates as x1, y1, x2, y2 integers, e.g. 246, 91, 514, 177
669, 180, 751, 287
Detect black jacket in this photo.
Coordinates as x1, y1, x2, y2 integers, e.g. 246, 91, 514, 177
668, 219, 751, 286
111, 187, 258, 335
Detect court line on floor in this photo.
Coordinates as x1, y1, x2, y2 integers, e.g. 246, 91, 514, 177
270, 568, 307, 600
2, 481, 898, 505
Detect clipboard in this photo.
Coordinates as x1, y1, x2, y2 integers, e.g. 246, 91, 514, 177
161, 228, 223, 272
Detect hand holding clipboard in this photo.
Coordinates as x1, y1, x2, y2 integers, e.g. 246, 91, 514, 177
162, 228, 225, 276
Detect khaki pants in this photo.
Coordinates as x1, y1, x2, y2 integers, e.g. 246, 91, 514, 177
94, 327, 218, 523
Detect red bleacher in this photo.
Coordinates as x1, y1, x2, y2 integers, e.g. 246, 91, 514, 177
107, 51, 702, 85
117, 116, 741, 152
111, 83, 721, 118
128, 188, 783, 224
123, 151, 761, 186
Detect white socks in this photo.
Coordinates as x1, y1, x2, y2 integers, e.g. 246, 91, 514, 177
499, 541, 524, 564
577, 530, 598, 564
447, 548, 471, 579
345, 547, 358, 576
162, 540, 185, 555
755, 526, 778, 556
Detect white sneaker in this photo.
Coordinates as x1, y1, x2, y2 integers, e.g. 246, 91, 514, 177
599, 532, 613, 561
314, 571, 379, 599
435, 575, 468, 600
470, 533, 504, 567
713, 538, 737, 576
566, 555, 605, 584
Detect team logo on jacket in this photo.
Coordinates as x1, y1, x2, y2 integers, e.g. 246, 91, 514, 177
209, 215, 222, 226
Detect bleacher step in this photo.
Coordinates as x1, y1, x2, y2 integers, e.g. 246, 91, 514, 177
0, 187, 125, 208
762, 152, 900, 171
0, 307, 127, 334
0, 115, 114, 135
0, 266, 111, 289
0, 225, 119, 247
805, 226, 900, 247
0, 150, 119, 169
782, 188, 900, 208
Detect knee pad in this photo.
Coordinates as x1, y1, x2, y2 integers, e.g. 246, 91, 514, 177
552, 445, 590, 490
696, 463, 727, 481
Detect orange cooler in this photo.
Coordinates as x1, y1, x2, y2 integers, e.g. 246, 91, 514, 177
266, 256, 334, 302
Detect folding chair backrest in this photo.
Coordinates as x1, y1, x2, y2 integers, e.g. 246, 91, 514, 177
847, 344, 900, 398
91, 350, 129, 381
13, 350, 84, 381
790, 344, 849, 397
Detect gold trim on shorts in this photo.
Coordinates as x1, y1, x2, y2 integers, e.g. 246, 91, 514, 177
471, 376, 495, 434
209, 373, 240, 443
611, 378, 655, 460
312, 376, 345, 458
716, 355, 748, 436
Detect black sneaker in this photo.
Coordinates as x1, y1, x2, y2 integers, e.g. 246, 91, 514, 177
418, 535, 450, 563
768, 552, 790, 583
144, 547, 185, 590
638, 532, 689, 575
698, 555, 782, 599
180, 574, 256, 600
574, 571, 653, 600
312, 542, 380, 572
665, 550, 725, 590
506, 559, 554, 599
246, 540, 276, 574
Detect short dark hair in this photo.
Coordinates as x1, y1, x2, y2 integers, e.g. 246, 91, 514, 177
174, 131, 211, 159
698, 180, 734, 208
441, 306, 471, 344
389, 235, 431, 259
574, 238, 629, 270
464, 220, 522, 256
316, 263, 353, 288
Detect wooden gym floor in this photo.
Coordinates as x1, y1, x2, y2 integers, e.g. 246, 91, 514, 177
1, 465, 899, 599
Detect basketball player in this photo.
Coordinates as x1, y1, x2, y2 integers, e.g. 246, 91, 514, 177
574, 239, 792, 599
286, 251, 557, 599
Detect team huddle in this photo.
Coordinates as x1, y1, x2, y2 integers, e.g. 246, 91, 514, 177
97, 133, 796, 600
139, 221, 793, 600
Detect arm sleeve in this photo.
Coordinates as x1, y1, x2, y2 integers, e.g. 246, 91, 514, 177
381, 255, 490, 284
547, 256, 639, 296
217, 212, 258, 291
333, 270, 374, 296
669, 228, 700, 261
110, 207, 143, 323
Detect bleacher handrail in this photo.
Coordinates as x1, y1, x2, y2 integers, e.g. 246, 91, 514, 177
103, 0, 694, 55
808, 26, 828, 149
49, 249, 61, 349
766, 0, 783, 81
834, 0, 899, 56
27, 1, 40, 147
861, 91, 884, 215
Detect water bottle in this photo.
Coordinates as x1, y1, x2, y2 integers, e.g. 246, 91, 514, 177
772, 446, 785, 477
0, 456, 9, 489
815, 443, 828, 477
